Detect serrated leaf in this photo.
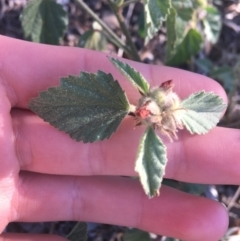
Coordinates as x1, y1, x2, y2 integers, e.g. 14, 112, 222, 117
78, 30, 107, 51
123, 229, 151, 241
21, 0, 68, 45
135, 127, 167, 198
109, 57, 150, 95
29, 71, 130, 143
144, 0, 171, 43
166, 29, 202, 66
203, 6, 222, 44
66, 222, 88, 241
180, 91, 226, 134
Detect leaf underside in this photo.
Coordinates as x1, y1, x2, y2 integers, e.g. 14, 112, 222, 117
109, 57, 150, 95
29, 71, 130, 143
135, 127, 167, 198
180, 91, 226, 134
21, 0, 68, 45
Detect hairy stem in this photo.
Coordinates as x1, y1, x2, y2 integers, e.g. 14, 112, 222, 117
74, 0, 134, 58
107, 0, 141, 61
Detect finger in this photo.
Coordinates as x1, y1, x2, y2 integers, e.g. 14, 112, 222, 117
0, 86, 20, 232
14, 109, 240, 184
13, 173, 228, 241
0, 234, 67, 241
0, 35, 227, 108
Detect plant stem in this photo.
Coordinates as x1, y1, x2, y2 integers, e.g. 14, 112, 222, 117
122, 0, 139, 8
74, 0, 133, 58
107, 0, 141, 61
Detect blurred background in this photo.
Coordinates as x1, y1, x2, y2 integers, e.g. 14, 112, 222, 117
1, 0, 240, 240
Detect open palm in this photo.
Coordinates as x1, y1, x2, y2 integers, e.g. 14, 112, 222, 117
0, 35, 235, 241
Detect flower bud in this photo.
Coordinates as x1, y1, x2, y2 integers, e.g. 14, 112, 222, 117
135, 80, 183, 141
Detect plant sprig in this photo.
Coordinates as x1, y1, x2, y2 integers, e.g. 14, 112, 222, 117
29, 58, 227, 198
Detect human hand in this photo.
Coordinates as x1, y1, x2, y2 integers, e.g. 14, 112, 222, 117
0, 35, 233, 241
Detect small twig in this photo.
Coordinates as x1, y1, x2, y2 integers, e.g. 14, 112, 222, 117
124, 2, 135, 26
118, 2, 135, 57
107, 0, 141, 61
74, 0, 133, 58
122, 0, 139, 8
227, 186, 240, 211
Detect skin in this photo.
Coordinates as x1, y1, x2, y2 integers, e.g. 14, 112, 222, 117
0, 35, 237, 241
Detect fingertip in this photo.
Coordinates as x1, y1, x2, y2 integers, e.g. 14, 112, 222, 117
207, 201, 229, 241
187, 199, 229, 241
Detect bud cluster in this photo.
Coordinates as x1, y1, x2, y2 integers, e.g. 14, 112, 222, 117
134, 80, 184, 141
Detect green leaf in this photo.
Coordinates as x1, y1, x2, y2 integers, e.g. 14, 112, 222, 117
203, 6, 222, 44
29, 71, 130, 143
172, 0, 194, 24
66, 222, 88, 241
21, 0, 68, 45
210, 66, 235, 93
164, 238, 180, 241
166, 1, 194, 62
191, 0, 207, 8
144, 0, 171, 43
109, 57, 150, 95
195, 58, 214, 73
195, 59, 235, 93
166, 8, 177, 58
79, 21, 107, 51
137, 11, 146, 38
173, 4, 193, 40
180, 91, 226, 134
135, 127, 167, 198
123, 229, 151, 241
163, 179, 206, 195
78, 30, 107, 51
166, 29, 202, 66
